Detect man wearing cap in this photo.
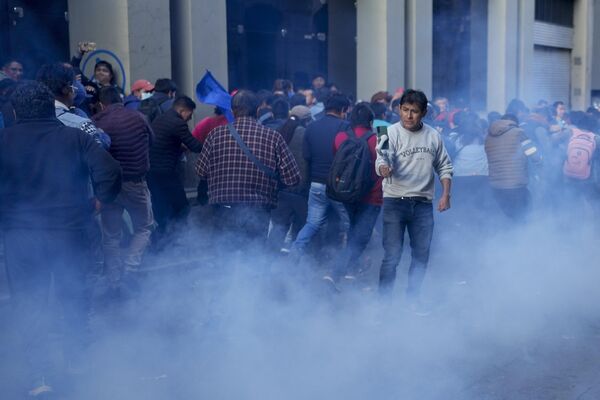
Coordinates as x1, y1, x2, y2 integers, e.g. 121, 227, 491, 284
268, 105, 312, 253
124, 79, 155, 110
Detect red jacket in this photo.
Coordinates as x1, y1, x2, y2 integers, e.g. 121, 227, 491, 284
192, 115, 228, 143
334, 126, 383, 206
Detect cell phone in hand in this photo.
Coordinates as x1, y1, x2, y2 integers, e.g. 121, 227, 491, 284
377, 126, 389, 149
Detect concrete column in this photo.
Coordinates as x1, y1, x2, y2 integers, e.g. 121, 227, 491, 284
487, 0, 519, 113
170, 0, 228, 119
68, 0, 170, 92
572, 0, 594, 110
517, 0, 535, 106
356, 0, 405, 102
593, 0, 600, 92
405, 0, 432, 96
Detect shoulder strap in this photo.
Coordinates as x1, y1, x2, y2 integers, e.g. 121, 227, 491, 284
228, 123, 279, 181
362, 131, 376, 142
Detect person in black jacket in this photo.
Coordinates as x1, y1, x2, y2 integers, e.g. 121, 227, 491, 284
0, 81, 121, 397
93, 86, 154, 290
148, 95, 201, 246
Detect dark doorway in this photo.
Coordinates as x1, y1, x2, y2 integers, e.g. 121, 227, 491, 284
432, 0, 487, 111
0, 0, 70, 78
227, 0, 331, 92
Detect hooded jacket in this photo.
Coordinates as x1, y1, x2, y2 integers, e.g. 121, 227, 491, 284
485, 119, 538, 189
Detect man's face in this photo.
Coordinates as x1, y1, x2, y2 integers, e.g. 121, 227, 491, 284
94, 65, 112, 85
312, 76, 325, 89
556, 104, 566, 118
303, 89, 315, 106
180, 109, 193, 122
63, 82, 76, 107
434, 98, 448, 113
399, 102, 424, 131
4, 62, 23, 80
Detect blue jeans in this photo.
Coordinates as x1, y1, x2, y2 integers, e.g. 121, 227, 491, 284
292, 182, 350, 252
332, 203, 381, 280
379, 198, 434, 297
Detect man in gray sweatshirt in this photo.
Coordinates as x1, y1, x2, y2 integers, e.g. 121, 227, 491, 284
376, 89, 453, 309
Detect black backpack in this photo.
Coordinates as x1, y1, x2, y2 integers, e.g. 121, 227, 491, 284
139, 97, 167, 123
326, 128, 376, 203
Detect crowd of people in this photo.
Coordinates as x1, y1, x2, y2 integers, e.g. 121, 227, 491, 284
1, 45, 600, 397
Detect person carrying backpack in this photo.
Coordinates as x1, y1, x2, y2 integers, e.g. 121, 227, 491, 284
562, 111, 600, 213
139, 78, 177, 123
326, 102, 382, 286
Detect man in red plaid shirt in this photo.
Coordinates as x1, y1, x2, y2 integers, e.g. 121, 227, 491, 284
196, 90, 300, 245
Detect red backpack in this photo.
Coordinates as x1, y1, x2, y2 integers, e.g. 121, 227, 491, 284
563, 128, 597, 180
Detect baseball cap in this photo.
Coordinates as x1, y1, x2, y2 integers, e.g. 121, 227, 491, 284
131, 79, 154, 92
290, 105, 311, 121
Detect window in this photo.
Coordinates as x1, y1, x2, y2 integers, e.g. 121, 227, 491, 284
535, 0, 574, 27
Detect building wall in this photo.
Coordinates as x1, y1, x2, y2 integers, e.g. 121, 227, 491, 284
170, 0, 228, 120
594, 0, 600, 91
571, 0, 594, 110
328, 0, 357, 98
68, 0, 171, 92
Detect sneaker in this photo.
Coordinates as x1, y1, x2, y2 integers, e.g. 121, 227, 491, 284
322, 275, 341, 293
28, 380, 53, 397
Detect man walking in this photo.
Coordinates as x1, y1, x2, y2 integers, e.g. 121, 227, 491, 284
0, 81, 121, 396
376, 89, 453, 309
291, 93, 351, 254
93, 86, 154, 293
148, 96, 202, 246
196, 90, 300, 248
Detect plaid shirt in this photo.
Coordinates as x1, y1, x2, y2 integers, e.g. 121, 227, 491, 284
196, 116, 300, 207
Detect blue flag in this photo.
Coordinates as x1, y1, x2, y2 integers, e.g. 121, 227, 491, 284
195, 71, 234, 122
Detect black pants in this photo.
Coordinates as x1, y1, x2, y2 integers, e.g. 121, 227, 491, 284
268, 191, 308, 252
147, 171, 190, 245
4, 228, 90, 386
212, 204, 271, 252
492, 187, 530, 221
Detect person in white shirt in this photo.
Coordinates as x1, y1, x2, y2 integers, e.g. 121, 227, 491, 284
376, 89, 453, 310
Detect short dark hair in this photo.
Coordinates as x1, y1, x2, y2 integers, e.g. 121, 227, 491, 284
0, 78, 17, 96
315, 87, 331, 103
172, 95, 196, 111
10, 80, 55, 120
289, 93, 306, 108
350, 102, 374, 129
2, 58, 21, 68
94, 60, 116, 85
370, 102, 387, 119
232, 90, 259, 118
506, 99, 528, 116
98, 86, 123, 105
501, 113, 519, 124
154, 78, 177, 94
324, 92, 350, 113
570, 111, 598, 132
36, 62, 74, 97
487, 111, 502, 125
271, 97, 290, 119
399, 89, 428, 114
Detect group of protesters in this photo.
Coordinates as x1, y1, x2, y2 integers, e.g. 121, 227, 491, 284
1, 45, 600, 397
